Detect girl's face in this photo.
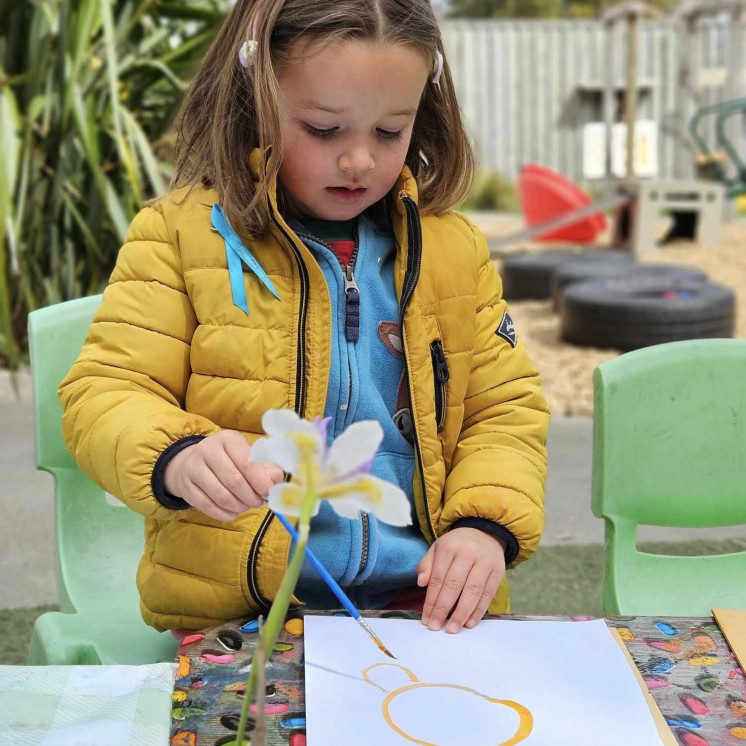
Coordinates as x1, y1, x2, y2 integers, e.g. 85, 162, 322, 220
277, 40, 430, 221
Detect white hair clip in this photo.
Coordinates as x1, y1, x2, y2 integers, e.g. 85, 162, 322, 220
239, 39, 258, 68
431, 51, 443, 88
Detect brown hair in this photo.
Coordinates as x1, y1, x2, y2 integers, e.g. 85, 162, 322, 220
171, 0, 475, 237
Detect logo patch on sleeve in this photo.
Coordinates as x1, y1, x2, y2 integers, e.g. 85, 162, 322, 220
496, 311, 517, 347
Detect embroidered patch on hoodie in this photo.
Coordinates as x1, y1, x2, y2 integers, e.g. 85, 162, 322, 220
496, 311, 517, 347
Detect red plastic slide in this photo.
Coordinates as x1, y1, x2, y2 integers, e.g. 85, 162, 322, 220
519, 163, 607, 243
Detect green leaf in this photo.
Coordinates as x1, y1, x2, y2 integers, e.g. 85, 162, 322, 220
103, 177, 130, 242
121, 106, 167, 197
99, 0, 142, 205
0, 76, 21, 201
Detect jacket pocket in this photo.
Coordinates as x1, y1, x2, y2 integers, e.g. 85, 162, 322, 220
430, 340, 449, 432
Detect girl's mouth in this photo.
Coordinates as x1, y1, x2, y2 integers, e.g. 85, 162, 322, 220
326, 186, 368, 204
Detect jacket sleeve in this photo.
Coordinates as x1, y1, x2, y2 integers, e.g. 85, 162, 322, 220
439, 216, 550, 567
58, 204, 221, 521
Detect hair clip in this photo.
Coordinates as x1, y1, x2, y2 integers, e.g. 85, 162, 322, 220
431, 50, 443, 88
239, 39, 258, 68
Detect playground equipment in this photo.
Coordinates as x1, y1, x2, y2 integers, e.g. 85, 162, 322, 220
690, 97, 746, 198
551, 261, 707, 310
611, 178, 725, 255
501, 248, 632, 300
560, 277, 735, 350
602, 1, 663, 181
496, 161, 724, 258
517, 164, 608, 243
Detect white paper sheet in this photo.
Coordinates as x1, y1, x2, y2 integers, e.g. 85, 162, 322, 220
303, 616, 664, 746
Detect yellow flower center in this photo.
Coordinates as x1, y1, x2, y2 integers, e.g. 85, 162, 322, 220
288, 432, 321, 492
322, 476, 383, 504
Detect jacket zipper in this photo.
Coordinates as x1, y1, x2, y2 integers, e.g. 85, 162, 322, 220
430, 340, 449, 432
246, 202, 310, 612
399, 193, 437, 544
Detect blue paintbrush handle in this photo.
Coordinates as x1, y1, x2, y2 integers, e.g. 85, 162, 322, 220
272, 510, 360, 621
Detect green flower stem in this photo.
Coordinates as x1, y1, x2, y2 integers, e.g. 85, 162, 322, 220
235, 482, 318, 745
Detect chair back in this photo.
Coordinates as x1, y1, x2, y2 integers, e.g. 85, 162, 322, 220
592, 339, 746, 615
29, 296, 144, 615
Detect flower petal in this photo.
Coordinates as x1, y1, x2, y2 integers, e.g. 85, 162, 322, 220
325, 420, 383, 481
364, 477, 413, 526
326, 494, 367, 520
251, 436, 298, 475
267, 482, 321, 518
262, 409, 321, 444
325, 476, 412, 527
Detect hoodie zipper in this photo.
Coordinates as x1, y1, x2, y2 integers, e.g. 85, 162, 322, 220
343, 226, 368, 573
292, 224, 369, 577
399, 193, 437, 544
295, 225, 361, 343
246, 202, 310, 612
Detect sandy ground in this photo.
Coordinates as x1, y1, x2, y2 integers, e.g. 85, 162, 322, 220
470, 214, 746, 417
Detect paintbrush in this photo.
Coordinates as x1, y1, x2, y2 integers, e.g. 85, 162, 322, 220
271, 509, 396, 659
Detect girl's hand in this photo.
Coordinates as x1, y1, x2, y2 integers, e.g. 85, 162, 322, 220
163, 430, 285, 522
417, 527, 506, 634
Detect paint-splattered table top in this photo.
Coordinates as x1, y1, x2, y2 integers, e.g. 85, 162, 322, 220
169, 611, 746, 746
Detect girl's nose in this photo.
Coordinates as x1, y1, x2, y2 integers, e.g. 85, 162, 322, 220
338, 147, 375, 178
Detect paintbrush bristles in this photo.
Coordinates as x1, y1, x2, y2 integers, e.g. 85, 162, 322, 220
357, 618, 396, 659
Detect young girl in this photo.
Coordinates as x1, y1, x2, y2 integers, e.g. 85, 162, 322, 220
59, 0, 550, 635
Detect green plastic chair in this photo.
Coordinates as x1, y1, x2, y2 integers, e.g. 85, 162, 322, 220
592, 339, 746, 616
26, 295, 178, 665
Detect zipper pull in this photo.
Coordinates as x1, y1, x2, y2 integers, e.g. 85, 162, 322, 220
431, 340, 449, 383
344, 265, 360, 342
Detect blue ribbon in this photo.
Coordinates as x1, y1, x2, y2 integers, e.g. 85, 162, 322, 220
211, 204, 281, 313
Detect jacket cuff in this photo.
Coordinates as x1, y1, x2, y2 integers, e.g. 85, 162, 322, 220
450, 518, 520, 565
151, 435, 207, 510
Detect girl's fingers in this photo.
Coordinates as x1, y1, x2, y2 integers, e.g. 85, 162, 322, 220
193, 462, 248, 515
185, 479, 239, 523
240, 460, 275, 501
465, 569, 503, 630
423, 556, 472, 632
420, 547, 449, 626
260, 462, 286, 485
446, 562, 492, 633
203, 445, 263, 509
416, 545, 435, 589
221, 433, 279, 504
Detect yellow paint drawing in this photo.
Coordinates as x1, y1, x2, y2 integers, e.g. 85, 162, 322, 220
361, 662, 534, 746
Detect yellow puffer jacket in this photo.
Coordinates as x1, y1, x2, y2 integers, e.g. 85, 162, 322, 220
59, 165, 550, 632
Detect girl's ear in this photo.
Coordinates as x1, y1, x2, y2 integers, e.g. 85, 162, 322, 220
362, 662, 420, 692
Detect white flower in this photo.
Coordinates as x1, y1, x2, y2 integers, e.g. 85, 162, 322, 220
251, 410, 413, 527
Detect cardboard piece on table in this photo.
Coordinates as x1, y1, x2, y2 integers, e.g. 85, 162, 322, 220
609, 628, 677, 746
713, 608, 746, 673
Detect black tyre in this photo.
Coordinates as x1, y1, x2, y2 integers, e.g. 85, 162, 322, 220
561, 278, 735, 351
501, 248, 630, 300
552, 262, 708, 310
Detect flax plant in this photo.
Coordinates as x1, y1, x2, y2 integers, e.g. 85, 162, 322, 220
0, 0, 228, 369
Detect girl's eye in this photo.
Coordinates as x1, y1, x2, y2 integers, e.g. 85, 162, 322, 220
377, 129, 403, 142
303, 123, 403, 143
304, 124, 338, 139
